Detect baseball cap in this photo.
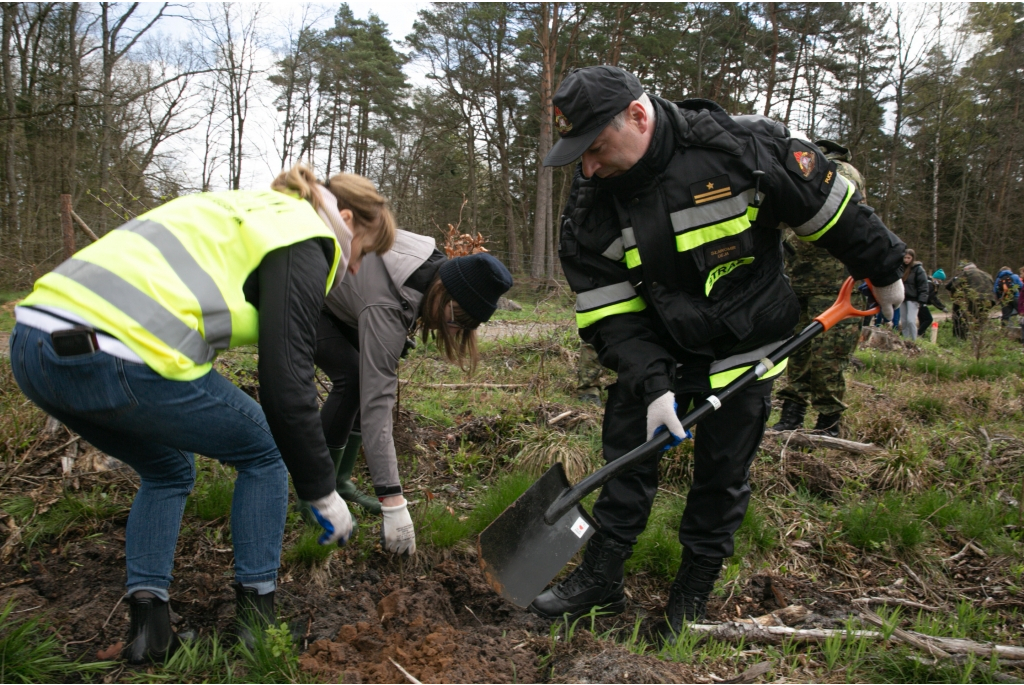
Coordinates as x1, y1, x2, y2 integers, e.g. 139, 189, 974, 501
543, 65, 645, 167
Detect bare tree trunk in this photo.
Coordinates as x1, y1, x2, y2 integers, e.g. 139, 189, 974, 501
930, 88, 943, 272
531, 2, 556, 279
2, 4, 18, 248
762, 3, 780, 117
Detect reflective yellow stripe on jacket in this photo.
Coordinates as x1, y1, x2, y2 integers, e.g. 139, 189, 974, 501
575, 281, 646, 329
23, 190, 340, 380
708, 340, 789, 389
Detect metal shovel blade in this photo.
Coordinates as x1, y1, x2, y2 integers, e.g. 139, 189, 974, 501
478, 463, 596, 608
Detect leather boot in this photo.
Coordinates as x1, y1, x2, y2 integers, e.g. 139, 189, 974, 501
659, 548, 723, 645
125, 592, 180, 665
529, 532, 632, 621
333, 434, 381, 514
813, 412, 842, 438
233, 584, 276, 651
772, 400, 806, 431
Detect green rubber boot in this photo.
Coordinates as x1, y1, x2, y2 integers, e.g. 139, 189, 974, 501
333, 433, 381, 515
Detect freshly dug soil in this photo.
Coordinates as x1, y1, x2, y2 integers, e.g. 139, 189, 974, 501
300, 579, 539, 683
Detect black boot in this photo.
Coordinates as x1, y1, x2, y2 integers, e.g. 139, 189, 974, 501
233, 584, 276, 651
529, 532, 632, 621
125, 592, 180, 665
772, 400, 806, 431
659, 548, 723, 645
813, 412, 842, 438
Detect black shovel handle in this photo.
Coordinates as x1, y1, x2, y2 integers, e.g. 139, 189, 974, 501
543, 277, 877, 525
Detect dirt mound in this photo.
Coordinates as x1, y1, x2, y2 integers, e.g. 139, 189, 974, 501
300, 579, 539, 684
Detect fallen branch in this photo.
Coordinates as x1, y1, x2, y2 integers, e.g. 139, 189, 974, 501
688, 620, 1024, 661
547, 410, 573, 426
397, 381, 525, 390
70, 210, 100, 242
852, 596, 941, 612
389, 657, 422, 684
859, 607, 950, 659
763, 430, 885, 455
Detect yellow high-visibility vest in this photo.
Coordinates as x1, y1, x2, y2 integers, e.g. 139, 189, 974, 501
24, 190, 340, 380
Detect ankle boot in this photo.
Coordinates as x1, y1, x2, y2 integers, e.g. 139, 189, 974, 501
659, 548, 723, 645
772, 400, 806, 431
813, 412, 842, 438
333, 434, 381, 514
233, 584, 276, 651
125, 593, 180, 665
529, 532, 632, 621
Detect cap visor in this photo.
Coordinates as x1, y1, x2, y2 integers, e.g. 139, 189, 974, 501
543, 127, 602, 167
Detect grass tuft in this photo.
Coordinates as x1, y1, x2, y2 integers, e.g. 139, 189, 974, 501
514, 428, 600, 482
283, 523, 337, 568
840, 493, 927, 553
0, 600, 115, 682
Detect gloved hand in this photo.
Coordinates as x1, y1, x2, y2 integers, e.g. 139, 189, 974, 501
646, 391, 687, 447
380, 500, 416, 556
309, 491, 354, 546
869, 280, 904, 321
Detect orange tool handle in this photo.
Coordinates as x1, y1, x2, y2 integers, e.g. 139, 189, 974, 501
813, 276, 880, 331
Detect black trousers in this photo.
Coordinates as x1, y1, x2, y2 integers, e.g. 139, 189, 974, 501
917, 305, 933, 338
313, 311, 361, 448
592, 377, 773, 559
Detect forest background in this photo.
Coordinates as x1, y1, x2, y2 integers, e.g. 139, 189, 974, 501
0, 2, 1020, 287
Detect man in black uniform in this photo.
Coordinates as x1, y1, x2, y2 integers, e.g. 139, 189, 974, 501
531, 66, 906, 640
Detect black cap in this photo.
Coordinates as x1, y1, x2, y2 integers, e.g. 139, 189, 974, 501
543, 65, 644, 167
438, 253, 514, 323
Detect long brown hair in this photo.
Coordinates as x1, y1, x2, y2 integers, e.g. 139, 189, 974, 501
902, 248, 917, 281
419, 276, 480, 373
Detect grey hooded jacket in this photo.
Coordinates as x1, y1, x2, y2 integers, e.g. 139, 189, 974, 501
324, 230, 442, 493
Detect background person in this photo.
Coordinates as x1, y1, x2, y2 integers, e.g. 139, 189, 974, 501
307, 229, 513, 556
994, 266, 1022, 326
8, 164, 393, 664
899, 248, 929, 341
947, 261, 995, 339
773, 139, 867, 438
917, 269, 947, 338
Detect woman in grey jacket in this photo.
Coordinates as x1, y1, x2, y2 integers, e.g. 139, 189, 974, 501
311, 228, 513, 555
899, 248, 930, 340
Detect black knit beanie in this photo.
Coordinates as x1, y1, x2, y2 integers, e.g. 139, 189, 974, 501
438, 253, 514, 323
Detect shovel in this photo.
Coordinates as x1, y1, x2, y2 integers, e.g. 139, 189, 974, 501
478, 276, 878, 608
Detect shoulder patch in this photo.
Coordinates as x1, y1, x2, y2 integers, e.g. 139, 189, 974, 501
785, 140, 820, 181
690, 175, 731, 205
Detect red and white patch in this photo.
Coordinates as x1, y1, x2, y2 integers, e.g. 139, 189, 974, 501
793, 151, 816, 177
571, 517, 589, 538
555, 106, 573, 135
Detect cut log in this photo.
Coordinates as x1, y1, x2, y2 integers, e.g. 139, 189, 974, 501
763, 430, 886, 455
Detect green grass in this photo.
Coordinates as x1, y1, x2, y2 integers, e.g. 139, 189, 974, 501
0, 290, 29, 334
283, 523, 337, 568
839, 493, 927, 553
188, 463, 235, 521
0, 599, 115, 682
22, 488, 128, 548
626, 494, 687, 580
416, 471, 535, 548
735, 499, 779, 554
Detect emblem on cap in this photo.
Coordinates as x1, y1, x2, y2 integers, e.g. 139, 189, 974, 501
554, 106, 573, 135
792, 151, 815, 178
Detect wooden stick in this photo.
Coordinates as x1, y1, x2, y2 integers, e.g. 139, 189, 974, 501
859, 607, 950, 659
688, 621, 1024, 660
70, 209, 100, 242
397, 381, 525, 389
852, 596, 941, 612
763, 429, 886, 455
389, 658, 422, 684
547, 410, 573, 426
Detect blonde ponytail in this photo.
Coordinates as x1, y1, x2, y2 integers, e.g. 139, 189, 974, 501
326, 173, 396, 254
270, 163, 323, 212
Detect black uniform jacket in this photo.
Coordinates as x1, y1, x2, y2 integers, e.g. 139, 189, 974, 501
559, 96, 905, 406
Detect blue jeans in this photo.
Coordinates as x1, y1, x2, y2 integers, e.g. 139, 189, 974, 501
9, 324, 287, 600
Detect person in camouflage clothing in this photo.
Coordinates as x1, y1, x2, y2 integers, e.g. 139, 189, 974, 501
576, 342, 603, 404
773, 140, 866, 437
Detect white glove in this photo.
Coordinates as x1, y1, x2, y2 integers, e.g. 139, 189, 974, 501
381, 501, 416, 556
646, 391, 687, 443
870, 280, 904, 321
309, 491, 354, 546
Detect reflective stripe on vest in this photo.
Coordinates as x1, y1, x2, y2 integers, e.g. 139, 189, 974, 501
705, 257, 754, 297
792, 173, 853, 241
576, 281, 646, 329
621, 226, 641, 268
671, 189, 759, 252
708, 339, 788, 389
53, 257, 216, 364
601, 237, 625, 261
121, 219, 232, 350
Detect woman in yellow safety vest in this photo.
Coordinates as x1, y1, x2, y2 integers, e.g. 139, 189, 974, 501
9, 164, 394, 664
